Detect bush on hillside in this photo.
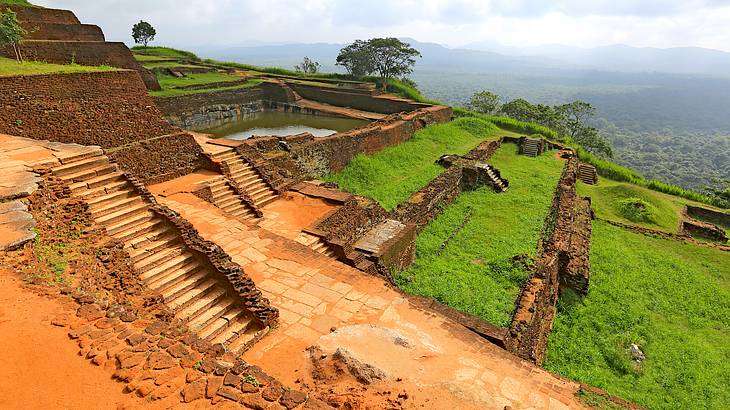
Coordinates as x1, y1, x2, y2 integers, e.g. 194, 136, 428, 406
616, 198, 658, 224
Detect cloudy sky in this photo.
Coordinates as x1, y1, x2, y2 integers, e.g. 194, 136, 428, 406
35, 0, 730, 52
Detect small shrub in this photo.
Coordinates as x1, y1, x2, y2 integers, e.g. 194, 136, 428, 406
616, 197, 657, 223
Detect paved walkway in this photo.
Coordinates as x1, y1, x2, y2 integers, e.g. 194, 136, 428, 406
157, 192, 586, 410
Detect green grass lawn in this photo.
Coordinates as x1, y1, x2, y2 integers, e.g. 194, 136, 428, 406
156, 72, 243, 89
325, 117, 501, 210
0, 57, 118, 77
0, 0, 32, 5
132, 54, 177, 62
140, 61, 205, 69
131, 46, 200, 60
578, 178, 726, 235
395, 144, 565, 326
545, 221, 730, 410
150, 79, 262, 98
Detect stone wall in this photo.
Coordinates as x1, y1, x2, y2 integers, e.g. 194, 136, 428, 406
154, 88, 265, 128
109, 133, 214, 186
393, 166, 463, 231
0, 71, 175, 146
7, 4, 80, 24
505, 156, 593, 364
685, 205, 730, 228
0, 71, 204, 184
288, 83, 429, 114
23, 22, 105, 41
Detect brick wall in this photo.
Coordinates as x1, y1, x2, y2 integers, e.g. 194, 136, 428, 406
505, 157, 593, 364
686, 205, 730, 228
24, 22, 105, 41
0, 70, 202, 184
288, 83, 428, 114
7, 5, 80, 24
153, 88, 265, 127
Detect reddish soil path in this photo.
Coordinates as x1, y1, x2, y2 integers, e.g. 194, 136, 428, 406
0, 269, 130, 410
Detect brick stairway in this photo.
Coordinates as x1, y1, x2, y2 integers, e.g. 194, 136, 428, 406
577, 163, 598, 185
51, 151, 267, 354
484, 164, 509, 192
211, 150, 278, 208
295, 232, 336, 258
206, 176, 258, 220
522, 138, 541, 157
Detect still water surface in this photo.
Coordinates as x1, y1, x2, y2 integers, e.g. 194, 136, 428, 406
202, 111, 368, 140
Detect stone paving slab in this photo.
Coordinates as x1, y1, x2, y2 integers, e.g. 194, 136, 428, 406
354, 219, 407, 254
158, 192, 586, 409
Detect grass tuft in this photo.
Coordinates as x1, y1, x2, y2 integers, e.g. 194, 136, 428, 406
0, 57, 118, 77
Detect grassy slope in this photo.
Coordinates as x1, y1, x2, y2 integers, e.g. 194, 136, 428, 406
0, 57, 118, 76
0, 0, 32, 5
149, 80, 262, 97
156, 72, 243, 88
545, 221, 730, 410
131, 46, 200, 60
396, 144, 565, 326
325, 117, 500, 210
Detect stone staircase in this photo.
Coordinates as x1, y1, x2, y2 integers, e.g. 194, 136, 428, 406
205, 176, 258, 220
484, 164, 509, 192
295, 232, 336, 258
51, 151, 267, 354
211, 150, 278, 208
577, 163, 598, 185
522, 138, 542, 157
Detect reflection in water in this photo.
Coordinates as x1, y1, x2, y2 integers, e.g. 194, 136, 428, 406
202, 110, 369, 140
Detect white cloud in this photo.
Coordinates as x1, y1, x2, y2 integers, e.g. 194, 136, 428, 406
32, 0, 730, 52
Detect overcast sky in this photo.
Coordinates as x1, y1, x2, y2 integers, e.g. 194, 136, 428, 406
34, 0, 730, 52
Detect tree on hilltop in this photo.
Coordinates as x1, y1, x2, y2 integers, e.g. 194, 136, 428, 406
132, 20, 156, 47
294, 57, 321, 74
468, 90, 502, 115
336, 38, 421, 88
336, 39, 375, 77
0, 8, 27, 62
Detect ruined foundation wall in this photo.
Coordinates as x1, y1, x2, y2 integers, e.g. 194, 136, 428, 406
505, 157, 592, 364
153, 88, 266, 128
685, 205, 730, 228
288, 83, 427, 114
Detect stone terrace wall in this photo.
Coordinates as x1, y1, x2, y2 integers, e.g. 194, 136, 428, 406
7, 4, 80, 24
24, 23, 105, 41
288, 83, 428, 114
0, 71, 175, 146
505, 157, 592, 364
0, 71, 205, 184
154, 88, 265, 128
686, 205, 730, 228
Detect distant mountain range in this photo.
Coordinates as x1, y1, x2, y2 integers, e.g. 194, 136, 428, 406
196, 39, 730, 78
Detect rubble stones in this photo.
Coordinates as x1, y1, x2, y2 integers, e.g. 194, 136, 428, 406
280, 389, 308, 409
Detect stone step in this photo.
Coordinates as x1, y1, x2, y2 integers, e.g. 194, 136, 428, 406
69, 171, 124, 192
90, 196, 144, 218
56, 148, 103, 165
217, 195, 240, 209
197, 308, 238, 340
140, 252, 193, 282
230, 208, 257, 220
78, 180, 131, 200
105, 211, 154, 236
175, 286, 227, 323
127, 233, 180, 263
124, 225, 173, 252
255, 193, 277, 208
113, 217, 164, 243
96, 201, 149, 226
52, 155, 109, 176
58, 163, 117, 183
227, 325, 264, 353
211, 311, 254, 345
168, 278, 218, 311
148, 260, 203, 294
204, 308, 247, 342
87, 187, 136, 207
213, 151, 237, 161
187, 297, 236, 332
134, 244, 186, 272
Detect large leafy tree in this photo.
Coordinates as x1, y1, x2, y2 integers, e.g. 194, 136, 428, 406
336, 38, 421, 87
335, 39, 374, 77
132, 20, 155, 47
294, 56, 320, 74
368, 37, 421, 88
468, 90, 502, 115
0, 8, 27, 62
